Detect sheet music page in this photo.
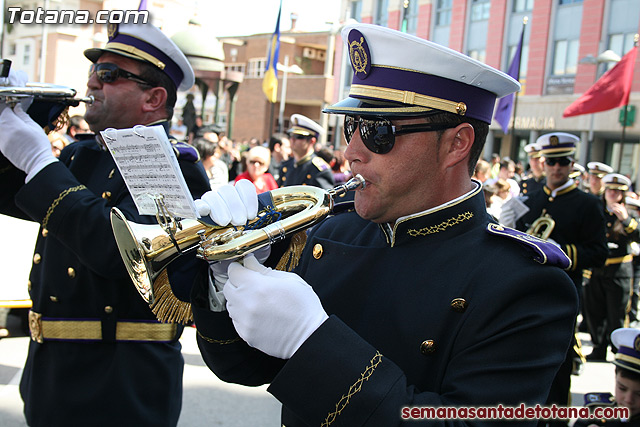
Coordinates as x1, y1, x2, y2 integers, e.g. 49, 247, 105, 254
101, 125, 199, 218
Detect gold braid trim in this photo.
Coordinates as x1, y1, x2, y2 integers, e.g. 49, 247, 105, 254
196, 329, 241, 345
322, 351, 383, 426
407, 212, 474, 237
150, 269, 193, 324
42, 185, 87, 230
275, 230, 307, 272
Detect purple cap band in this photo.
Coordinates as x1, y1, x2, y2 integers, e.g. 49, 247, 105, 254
109, 33, 183, 90
351, 66, 497, 123
618, 345, 640, 359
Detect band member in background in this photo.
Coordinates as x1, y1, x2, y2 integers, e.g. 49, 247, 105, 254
584, 174, 640, 361
520, 141, 546, 196
588, 161, 614, 198
514, 132, 608, 426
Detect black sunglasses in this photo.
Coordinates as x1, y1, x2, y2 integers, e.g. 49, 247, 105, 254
89, 63, 155, 86
545, 157, 572, 167
343, 116, 456, 154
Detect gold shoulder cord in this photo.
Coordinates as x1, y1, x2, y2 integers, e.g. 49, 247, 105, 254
42, 185, 88, 230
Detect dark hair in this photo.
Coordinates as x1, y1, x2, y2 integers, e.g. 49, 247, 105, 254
616, 365, 640, 382
425, 112, 489, 176
269, 133, 289, 151
67, 115, 86, 135
192, 137, 217, 159
136, 61, 176, 120
316, 147, 334, 164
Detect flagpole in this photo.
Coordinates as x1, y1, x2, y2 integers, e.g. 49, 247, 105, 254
508, 17, 527, 147
619, 35, 639, 172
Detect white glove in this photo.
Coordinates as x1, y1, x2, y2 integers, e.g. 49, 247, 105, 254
207, 245, 271, 312
194, 179, 258, 226
196, 179, 264, 310
224, 254, 328, 359
0, 104, 57, 182
0, 69, 32, 112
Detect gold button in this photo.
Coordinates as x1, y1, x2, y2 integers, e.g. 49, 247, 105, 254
67, 267, 76, 278
41, 228, 48, 237
104, 306, 113, 314
28, 280, 32, 291
108, 169, 115, 179
420, 340, 436, 355
282, 176, 287, 181
50, 295, 58, 302
306, 174, 312, 179
33, 253, 41, 264
312, 244, 323, 259
282, 167, 287, 173
548, 197, 554, 202
607, 223, 612, 227
102, 191, 112, 201
451, 298, 468, 313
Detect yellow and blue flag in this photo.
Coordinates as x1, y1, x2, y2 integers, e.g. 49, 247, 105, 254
262, 1, 282, 103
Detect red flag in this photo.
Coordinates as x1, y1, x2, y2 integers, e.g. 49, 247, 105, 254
563, 46, 637, 118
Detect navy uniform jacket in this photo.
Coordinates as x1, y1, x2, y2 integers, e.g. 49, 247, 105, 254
279, 153, 335, 189
516, 182, 608, 289
520, 175, 546, 196
0, 123, 210, 427
192, 183, 578, 426
592, 205, 640, 280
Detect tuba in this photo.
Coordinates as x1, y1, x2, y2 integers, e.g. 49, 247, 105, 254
526, 212, 555, 241
111, 175, 365, 305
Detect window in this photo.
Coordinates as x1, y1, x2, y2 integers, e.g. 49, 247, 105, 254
468, 49, 486, 63
374, 0, 389, 27
9, 43, 16, 55
23, 44, 31, 65
471, 0, 490, 22
513, 0, 534, 12
559, 0, 582, 4
246, 58, 266, 78
225, 63, 245, 74
435, 0, 452, 27
350, 0, 362, 21
401, 0, 420, 35
606, 33, 635, 72
507, 44, 529, 78
552, 39, 579, 75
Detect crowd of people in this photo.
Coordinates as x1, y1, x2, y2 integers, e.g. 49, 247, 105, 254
1, 18, 639, 427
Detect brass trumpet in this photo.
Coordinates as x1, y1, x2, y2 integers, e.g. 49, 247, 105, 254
0, 83, 94, 107
111, 175, 365, 305
526, 212, 555, 240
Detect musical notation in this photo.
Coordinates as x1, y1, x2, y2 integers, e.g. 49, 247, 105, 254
101, 125, 199, 218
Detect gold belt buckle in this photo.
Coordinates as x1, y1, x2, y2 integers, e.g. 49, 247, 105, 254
28, 310, 43, 343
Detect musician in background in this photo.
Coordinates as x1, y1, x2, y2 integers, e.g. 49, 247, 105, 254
588, 161, 614, 198
0, 22, 210, 426
277, 114, 334, 189
584, 174, 640, 361
520, 141, 546, 196
514, 132, 608, 427
188, 24, 578, 426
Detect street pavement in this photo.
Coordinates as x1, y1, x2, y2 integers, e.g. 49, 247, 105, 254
0, 310, 616, 426
0, 312, 282, 427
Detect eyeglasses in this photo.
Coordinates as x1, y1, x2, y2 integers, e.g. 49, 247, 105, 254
89, 63, 155, 86
249, 159, 266, 166
544, 157, 572, 167
343, 116, 456, 154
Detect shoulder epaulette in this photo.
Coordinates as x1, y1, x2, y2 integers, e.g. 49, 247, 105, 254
311, 156, 330, 171
171, 140, 200, 163
486, 223, 572, 270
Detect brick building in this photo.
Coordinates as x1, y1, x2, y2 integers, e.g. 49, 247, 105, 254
331, 0, 640, 181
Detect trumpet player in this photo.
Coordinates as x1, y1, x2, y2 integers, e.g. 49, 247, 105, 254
513, 132, 608, 424
185, 24, 578, 426
584, 174, 640, 361
0, 22, 210, 426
